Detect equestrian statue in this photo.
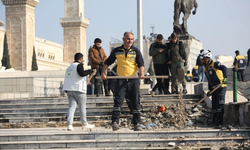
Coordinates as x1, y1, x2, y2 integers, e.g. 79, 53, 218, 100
173, 0, 198, 35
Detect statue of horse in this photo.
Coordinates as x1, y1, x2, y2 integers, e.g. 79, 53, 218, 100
173, 0, 198, 35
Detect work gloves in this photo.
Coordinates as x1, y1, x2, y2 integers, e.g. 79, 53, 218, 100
207, 90, 212, 97
222, 77, 227, 84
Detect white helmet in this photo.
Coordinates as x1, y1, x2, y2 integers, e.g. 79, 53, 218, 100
200, 50, 212, 59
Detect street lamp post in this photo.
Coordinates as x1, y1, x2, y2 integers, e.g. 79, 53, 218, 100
137, 0, 143, 55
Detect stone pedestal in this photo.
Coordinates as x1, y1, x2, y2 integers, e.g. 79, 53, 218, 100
2, 0, 39, 71
0, 21, 5, 68
179, 35, 203, 72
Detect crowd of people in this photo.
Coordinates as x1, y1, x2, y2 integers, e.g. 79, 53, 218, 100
87, 34, 249, 97
62, 31, 249, 131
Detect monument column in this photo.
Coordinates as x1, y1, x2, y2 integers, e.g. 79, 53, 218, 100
0, 21, 5, 68
1, 0, 39, 71
60, 0, 89, 65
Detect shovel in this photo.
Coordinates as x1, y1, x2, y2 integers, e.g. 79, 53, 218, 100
192, 83, 223, 109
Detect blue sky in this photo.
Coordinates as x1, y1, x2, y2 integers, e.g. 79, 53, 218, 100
0, 0, 250, 59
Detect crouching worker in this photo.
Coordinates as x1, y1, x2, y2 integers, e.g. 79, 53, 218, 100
101, 32, 145, 131
63, 53, 95, 131
200, 50, 227, 126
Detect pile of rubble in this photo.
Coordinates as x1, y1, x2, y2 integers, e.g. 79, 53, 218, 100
144, 102, 212, 128
101, 101, 213, 130
218, 140, 250, 150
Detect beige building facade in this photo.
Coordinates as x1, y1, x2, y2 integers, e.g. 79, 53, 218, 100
34, 37, 70, 70
0, 0, 89, 71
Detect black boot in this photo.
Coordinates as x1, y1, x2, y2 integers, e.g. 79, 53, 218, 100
164, 89, 171, 94
208, 113, 219, 127
134, 124, 143, 131
216, 113, 224, 126
112, 122, 119, 131
208, 119, 219, 127
183, 89, 187, 94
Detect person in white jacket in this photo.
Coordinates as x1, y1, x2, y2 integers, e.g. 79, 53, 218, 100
63, 53, 95, 131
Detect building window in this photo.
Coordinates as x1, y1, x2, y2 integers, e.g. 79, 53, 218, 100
37, 51, 45, 58
48, 53, 55, 60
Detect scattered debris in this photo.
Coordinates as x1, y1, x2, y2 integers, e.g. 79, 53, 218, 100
168, 142, 176, 147
158, 106, 166, 112
145, 123, 158, 128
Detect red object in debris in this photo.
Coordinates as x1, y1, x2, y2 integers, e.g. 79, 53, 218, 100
158, 106, 166, 112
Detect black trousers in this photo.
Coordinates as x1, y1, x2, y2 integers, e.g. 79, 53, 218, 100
94, 65, 109, 95
112, 79, 140, 125
108, 79, 116, 94
211, 87, 226, 124
237, 70, 245, 81
153, 63, 170, 93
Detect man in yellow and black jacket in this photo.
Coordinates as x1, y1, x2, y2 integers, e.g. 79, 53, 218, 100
192, 65, 199, 82
200, 50, 227, 126
101, 32, 144, 131
233, 50, 246, 81
185, 71, 192, 82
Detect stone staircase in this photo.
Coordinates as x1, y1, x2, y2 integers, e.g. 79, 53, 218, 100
0, 94, 201, 123
1, 94, 250, 149
0, 127, 250, 149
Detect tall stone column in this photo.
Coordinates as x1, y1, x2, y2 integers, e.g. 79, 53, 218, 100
1, 0, 39, 71
0, 21, 5, 68
60, 0, 89, 65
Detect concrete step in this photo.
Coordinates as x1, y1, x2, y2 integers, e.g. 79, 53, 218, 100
0, 109, 134, 122
0, 115, 129, 123
0, 104, 158, 113
0, 98, 200, 109
2, 137, 250, 149
0, 94, 201, 105
0, 128, 249, 149
8, 148, 175, 150
4, 148, 177, 150
1, 128, 249, 141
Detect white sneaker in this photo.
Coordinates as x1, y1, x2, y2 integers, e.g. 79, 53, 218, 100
82, 124, 95, 129
67, 125, 74, 131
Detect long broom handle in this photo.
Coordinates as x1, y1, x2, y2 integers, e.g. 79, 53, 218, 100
95, 76, 169, 79
86, 70, 96, 85
195, 83, 223, 106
